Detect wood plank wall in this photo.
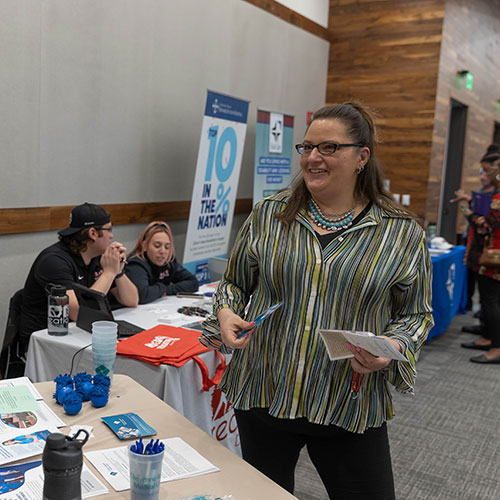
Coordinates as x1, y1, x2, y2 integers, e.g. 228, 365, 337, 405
0, 199, 253, 235
426, 0, 500, 233
327, 0, 446, 221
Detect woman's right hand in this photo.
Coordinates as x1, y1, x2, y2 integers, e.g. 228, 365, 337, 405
450, 189, 471, 203
217, 307, 255, 349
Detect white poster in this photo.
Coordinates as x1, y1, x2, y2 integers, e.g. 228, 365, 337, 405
183, 91, 249, 283
269, 112, 284, 153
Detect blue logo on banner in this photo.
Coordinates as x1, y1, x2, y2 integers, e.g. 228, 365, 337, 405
196, 262, 209, 283
205, 91, 249, 123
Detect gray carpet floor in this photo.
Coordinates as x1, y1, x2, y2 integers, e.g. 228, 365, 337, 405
293, 310, 500, 500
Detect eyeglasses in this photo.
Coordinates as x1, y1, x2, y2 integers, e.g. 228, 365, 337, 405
100, 226, 113, 232
295, 142, 363, 156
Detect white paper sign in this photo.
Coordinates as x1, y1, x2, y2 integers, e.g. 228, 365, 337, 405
269, 112, 284, 153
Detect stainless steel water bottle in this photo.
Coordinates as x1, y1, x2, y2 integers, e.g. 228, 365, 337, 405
42, 430, 89, 500
47, 284, 69, 336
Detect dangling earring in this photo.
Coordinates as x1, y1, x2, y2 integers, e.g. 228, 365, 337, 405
356, 165, 365, 174
496, 173, 500, 181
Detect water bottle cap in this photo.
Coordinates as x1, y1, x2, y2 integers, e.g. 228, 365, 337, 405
50, 285, 67, 296
46, 433, 67, 450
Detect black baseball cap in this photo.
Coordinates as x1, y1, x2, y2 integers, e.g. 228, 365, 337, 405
58, 203, 111, 236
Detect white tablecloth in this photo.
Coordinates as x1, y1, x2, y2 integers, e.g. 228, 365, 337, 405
24, 290, 240, 455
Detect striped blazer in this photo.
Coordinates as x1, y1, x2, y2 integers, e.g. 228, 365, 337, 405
201, 191, 433, 433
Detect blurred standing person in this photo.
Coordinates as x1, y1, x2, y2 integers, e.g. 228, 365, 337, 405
201, 102, 433, 499
451, 146, 498, 314
461, 152, 500, 363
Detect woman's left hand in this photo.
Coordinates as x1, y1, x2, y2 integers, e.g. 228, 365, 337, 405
347, 336, 403, 374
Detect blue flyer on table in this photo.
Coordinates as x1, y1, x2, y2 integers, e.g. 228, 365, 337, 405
101, 413, 156, 440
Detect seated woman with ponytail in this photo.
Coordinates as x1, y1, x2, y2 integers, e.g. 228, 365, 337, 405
125, 221, 198, 304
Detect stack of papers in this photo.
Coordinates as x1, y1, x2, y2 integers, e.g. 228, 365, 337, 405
0, 377, 105, 499
318, 329, 408, 362
0, 461, 107, 499
85, 437, 219, 491
0, 377, 42, 401
428, 248, 452, 257
0, 378, 65, 466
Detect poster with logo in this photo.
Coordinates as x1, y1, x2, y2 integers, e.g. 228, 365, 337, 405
253, 109, 294, 204
183, 91, 249, 283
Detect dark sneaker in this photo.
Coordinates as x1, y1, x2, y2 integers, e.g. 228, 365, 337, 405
461, 325, 483, 335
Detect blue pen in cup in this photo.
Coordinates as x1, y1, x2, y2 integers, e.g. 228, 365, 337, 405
129, 438, 165, 500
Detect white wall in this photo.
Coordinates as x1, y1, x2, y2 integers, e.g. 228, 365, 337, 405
274, 0, 330, 28
0, 0, 329, 346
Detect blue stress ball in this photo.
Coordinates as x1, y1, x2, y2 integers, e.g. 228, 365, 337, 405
54, 374, 73, 388
90, 386, 109, 408
62, 390, 83, 416
80, 381, 95, 401
55, 385, 73, 405
73, 372, 92, 385
92, 374, 111, 389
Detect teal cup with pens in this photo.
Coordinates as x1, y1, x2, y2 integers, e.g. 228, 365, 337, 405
128, 439, 164, 500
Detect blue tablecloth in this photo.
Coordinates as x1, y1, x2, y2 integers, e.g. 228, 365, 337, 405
427, 245, 468, 341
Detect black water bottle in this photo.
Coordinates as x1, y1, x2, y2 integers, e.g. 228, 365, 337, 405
42, 430, 89, 500
47, 284, 69, 336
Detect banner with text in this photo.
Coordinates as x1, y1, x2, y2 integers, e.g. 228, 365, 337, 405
253, 110, 294, 204
183, 91, 249, 283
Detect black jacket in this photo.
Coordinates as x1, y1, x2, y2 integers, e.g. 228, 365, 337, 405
125, 255, 198, 304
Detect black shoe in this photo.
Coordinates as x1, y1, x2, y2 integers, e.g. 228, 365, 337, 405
461, 325, 483, 335
461, 341, 491, 351
470, 354, 500, 364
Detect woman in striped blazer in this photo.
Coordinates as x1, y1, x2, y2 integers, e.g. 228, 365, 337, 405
201, 101, 433, 500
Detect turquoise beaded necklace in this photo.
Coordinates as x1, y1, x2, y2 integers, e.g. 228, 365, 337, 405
308, 198, 357, 231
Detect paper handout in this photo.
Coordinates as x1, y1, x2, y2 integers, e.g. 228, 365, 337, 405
318, 329, 408, 362
85, 437, 219, 491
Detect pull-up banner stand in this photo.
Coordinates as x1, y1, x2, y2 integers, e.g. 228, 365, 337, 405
183, 90, 250, 283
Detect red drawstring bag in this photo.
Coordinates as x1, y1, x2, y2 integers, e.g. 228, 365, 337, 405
116, 324, 225, 391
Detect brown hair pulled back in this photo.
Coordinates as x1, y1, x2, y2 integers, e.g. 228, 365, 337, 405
276, 101, 409, 224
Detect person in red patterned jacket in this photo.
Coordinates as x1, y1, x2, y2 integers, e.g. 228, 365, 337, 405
451, 146, 497, 316
461, 153, 500, 364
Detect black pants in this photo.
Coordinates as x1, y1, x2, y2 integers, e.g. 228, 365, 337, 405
234, 408, 395, 500
477, 274, 500, 347
467, 268, 477, 309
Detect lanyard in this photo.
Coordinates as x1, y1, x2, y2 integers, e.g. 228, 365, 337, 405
351, 371, 362, 399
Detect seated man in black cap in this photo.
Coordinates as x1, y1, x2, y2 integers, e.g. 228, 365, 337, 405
19, 202, 139, 347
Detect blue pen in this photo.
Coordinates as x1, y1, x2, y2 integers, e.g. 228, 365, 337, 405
236, 302, 283, 339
